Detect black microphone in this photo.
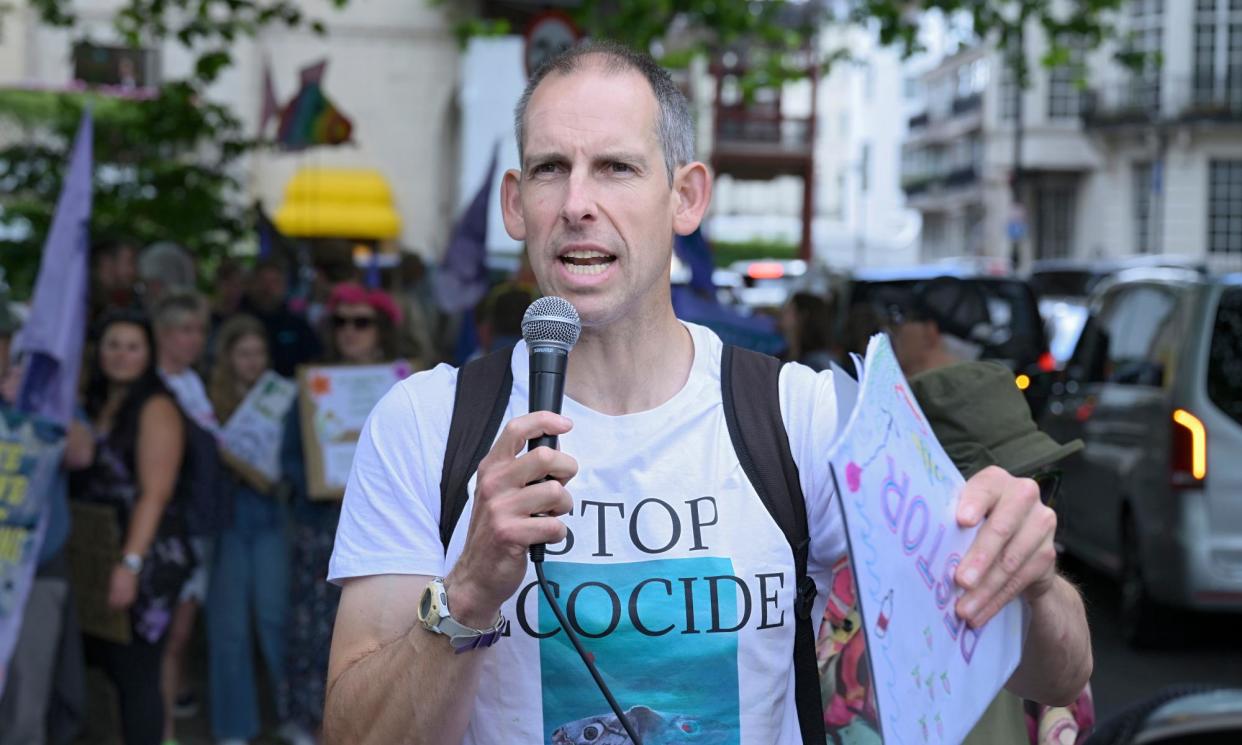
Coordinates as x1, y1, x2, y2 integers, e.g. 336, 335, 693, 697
520, 296, 581, 562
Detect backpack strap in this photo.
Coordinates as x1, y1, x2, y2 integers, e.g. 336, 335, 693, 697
439, 348, 514, 552
721, 344, 825, 745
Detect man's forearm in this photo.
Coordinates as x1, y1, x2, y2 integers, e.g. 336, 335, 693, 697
1005, 574, 1093, 706
323, 622, 488, 745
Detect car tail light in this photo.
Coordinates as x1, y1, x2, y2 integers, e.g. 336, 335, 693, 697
1037, 351, 1056, 373
1171, 408, 1207, 485
746, 262, 784, 280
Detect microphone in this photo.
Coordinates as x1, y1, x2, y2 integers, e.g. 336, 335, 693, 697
519, 297, 640, 743
521, 296, 581, 453
521, 296, 581, 563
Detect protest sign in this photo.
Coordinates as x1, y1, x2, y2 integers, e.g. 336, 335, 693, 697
0, 406, 67, 697
67, 500, 131, 644
297, 361, 413, 500
826, 336, 1025, 745
219, 371, 298, 492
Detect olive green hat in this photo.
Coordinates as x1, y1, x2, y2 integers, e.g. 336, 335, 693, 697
910, 361, 1083, 479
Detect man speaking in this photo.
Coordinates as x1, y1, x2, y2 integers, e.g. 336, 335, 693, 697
321, 41, 1091, 744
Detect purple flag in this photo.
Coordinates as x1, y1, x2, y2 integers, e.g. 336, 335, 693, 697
434, 142, 498, 314
16, 111, 92, 426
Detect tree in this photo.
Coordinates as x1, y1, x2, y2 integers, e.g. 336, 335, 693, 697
0, 0, 345, 298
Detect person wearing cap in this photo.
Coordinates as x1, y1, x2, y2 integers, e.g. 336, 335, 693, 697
911, 362, 1092, 745
279, 282, 402, 745
885, 276, 993, 378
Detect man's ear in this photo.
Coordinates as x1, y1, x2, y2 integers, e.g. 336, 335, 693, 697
672, 161, 712, 237
500, 169, 526, 241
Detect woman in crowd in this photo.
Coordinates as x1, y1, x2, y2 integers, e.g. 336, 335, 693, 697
73, 310, 194, 745
781, 291, 839, 372
280, 283, 401, 744
206, 315, 293, 745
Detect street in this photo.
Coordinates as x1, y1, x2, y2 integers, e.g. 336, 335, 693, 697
1065, 557, 1242, 723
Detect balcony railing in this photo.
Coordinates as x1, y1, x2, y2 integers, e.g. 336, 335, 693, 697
714, 110, 813, 153
1084, 73, 1242, 127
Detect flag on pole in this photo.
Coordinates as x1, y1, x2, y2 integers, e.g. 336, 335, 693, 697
435, 141, 498, 314
258, 58, 280, 137
275, 59, 353, 150
16, 110, 93, 427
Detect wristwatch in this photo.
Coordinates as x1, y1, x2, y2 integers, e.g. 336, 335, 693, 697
418, 577, 508, 654
120, 552, 144, 574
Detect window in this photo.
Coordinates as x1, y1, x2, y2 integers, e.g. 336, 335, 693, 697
1127, 0, 1164, 111
1035, 185, 1075, 260
1208, 287, 1242, 425
1100, 285, 1180, 386
1209, 160, 1242, 255
72, 42, 160, 90
1133, 162, 1154, 253
1048, 36, 1086, 118
1192, 0, 1242, 111
999, 52, 1019, 121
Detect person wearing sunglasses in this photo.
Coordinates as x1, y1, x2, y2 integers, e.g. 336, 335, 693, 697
278, 282, 403, 745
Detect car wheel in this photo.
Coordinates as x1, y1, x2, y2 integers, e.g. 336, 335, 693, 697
1120, 515, 1165, 649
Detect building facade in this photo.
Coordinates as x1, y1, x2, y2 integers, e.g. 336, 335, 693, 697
1, 0, 462, 259
902, 0, 1242, 272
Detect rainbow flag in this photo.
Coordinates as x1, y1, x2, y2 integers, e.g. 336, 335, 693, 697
276, 59, 353, 150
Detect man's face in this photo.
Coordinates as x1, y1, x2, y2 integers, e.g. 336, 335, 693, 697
157, 314, 207, 370
889, 317, 937, 375
251, 268, 287, 311
502, 66, 683, 328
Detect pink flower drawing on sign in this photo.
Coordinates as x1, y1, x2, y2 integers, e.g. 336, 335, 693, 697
845, 461, 863, 492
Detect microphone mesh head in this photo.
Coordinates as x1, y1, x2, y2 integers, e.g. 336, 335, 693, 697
521, 296, 581, 350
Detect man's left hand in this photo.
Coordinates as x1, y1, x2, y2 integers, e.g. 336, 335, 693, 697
955, 465, 1058, 628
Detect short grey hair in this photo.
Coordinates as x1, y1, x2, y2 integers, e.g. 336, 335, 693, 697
139, 241, 196, 289
152, 289, 208, 330
514, 40, 695, 185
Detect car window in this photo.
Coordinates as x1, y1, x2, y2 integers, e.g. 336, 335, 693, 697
1208, 287, 1242, 426
1097, 285, 1179, 386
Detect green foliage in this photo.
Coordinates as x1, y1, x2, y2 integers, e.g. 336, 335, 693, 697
435, 0, 1148, 100
711, 238, 799, 268
1, 0, 344, 298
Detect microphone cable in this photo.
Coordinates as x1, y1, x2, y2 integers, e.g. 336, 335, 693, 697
530, 545, 643, 745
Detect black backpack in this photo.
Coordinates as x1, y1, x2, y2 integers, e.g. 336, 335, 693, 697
177, 412, 233, 536
438, 345, 826, 745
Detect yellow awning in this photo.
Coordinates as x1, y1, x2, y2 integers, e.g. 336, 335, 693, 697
274, 167, 402, 239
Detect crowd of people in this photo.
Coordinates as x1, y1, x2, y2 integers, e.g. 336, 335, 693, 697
0, 37, 1095, 741
0, 238, 540, 745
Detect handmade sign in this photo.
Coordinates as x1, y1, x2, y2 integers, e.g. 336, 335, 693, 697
219, 372, 298, 492
0, 406, 65, 698
67, 500, 131, 644
825, 336, 1025, 745
298, 361, 413, 500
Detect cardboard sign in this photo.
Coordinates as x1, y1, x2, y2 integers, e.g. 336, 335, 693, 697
0, 406, 66, 696
826, 336, 1025, 745
67, 500, 131, 644
297, 361, 413, 500
219, 371, 298, 492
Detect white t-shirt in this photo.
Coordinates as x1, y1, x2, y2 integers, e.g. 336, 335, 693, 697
330, 322, 845, 744
160, 367, 220, 435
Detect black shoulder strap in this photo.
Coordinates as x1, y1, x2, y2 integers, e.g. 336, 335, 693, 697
721, 344, 825, 745
439, 348, 514, 552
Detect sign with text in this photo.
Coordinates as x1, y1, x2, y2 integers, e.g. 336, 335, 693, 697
298, 361, 413, 500
0, 406, 66, 697
219, 371, 298, 492
826, 336, 1025, 745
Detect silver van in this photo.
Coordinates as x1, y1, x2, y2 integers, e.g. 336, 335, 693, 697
1039, 268, 1242, 647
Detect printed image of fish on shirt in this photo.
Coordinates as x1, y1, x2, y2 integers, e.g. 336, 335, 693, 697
539, 558, 740, 744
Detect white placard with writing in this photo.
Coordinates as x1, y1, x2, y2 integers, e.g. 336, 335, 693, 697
219, 371, 298, 486
827, 335, 1026, 745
